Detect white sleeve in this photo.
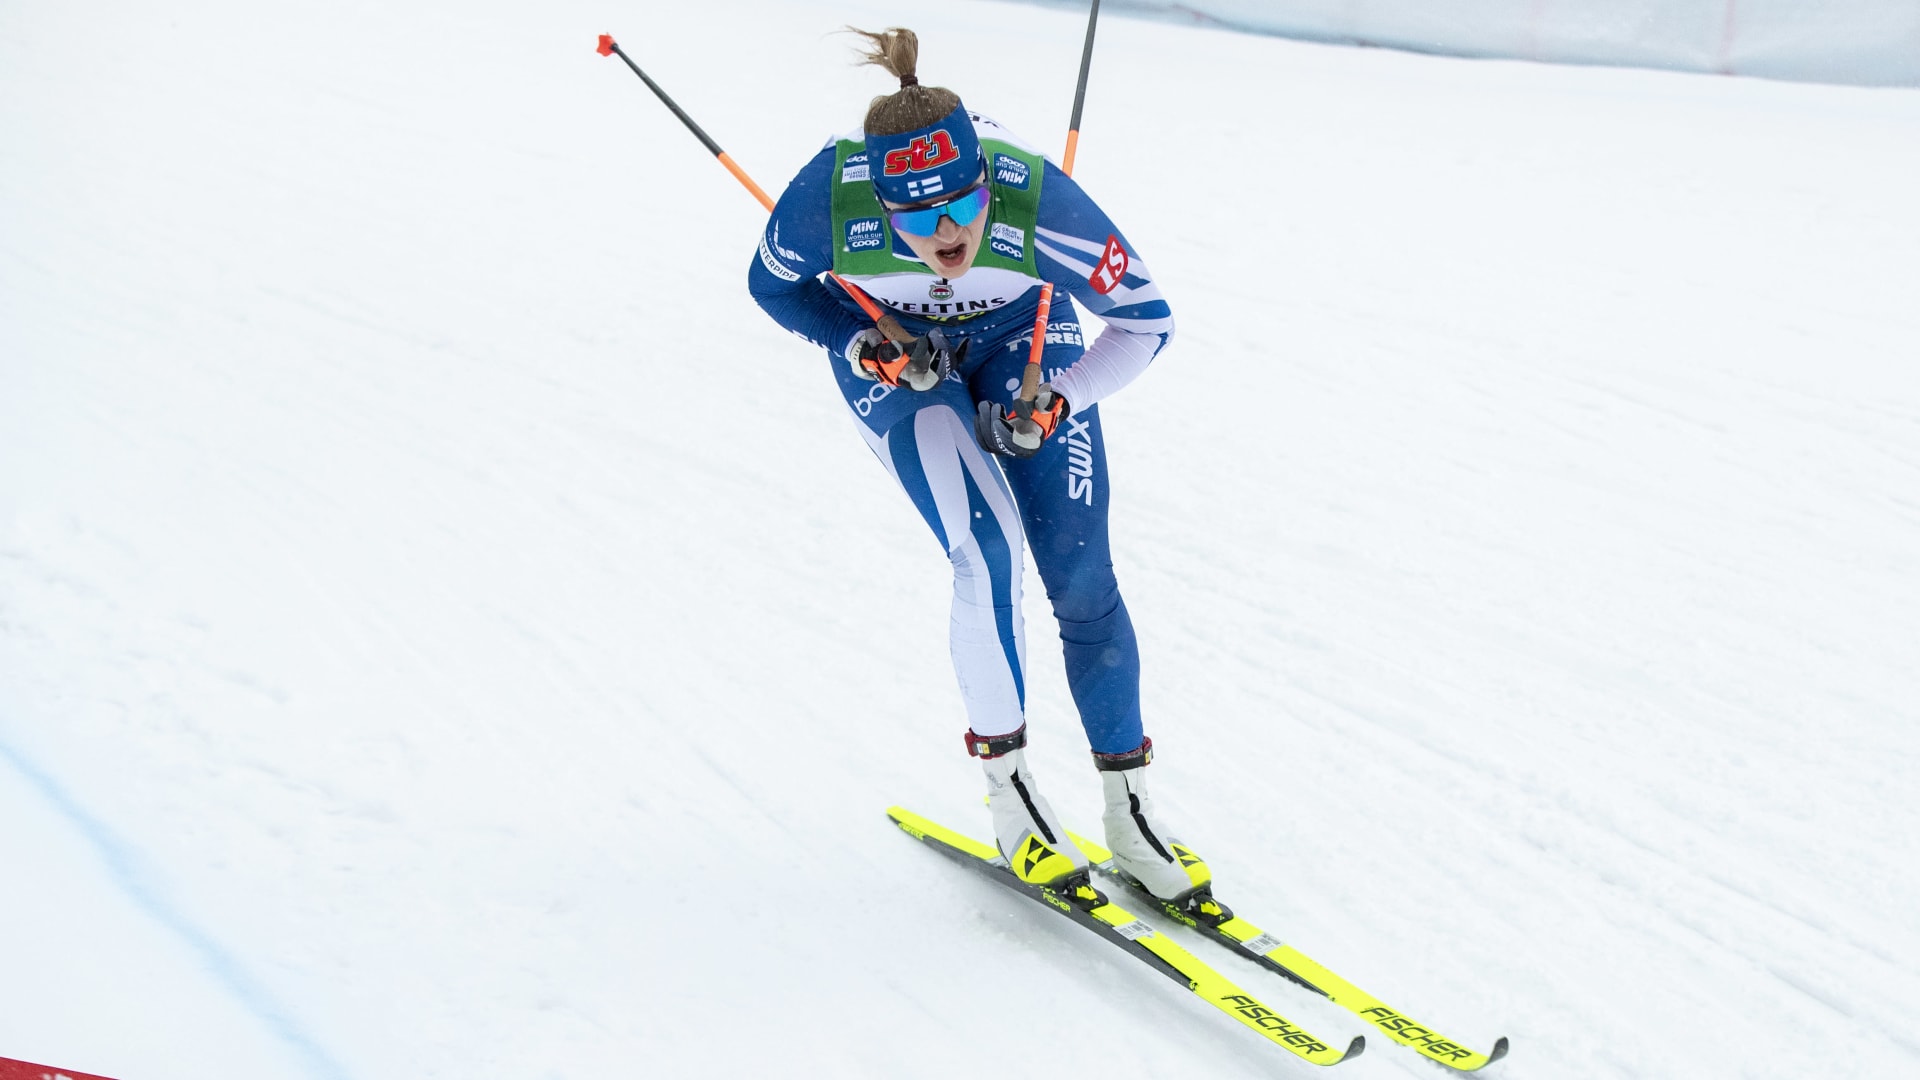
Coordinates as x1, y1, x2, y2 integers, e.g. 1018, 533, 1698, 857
1047, 325, 1165, 412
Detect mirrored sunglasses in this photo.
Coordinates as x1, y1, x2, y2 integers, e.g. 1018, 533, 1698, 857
887, 183, 991, 237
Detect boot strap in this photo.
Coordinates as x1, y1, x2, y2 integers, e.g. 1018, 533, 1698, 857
1092, 736, 1153, 772
964, 723, 1027, 759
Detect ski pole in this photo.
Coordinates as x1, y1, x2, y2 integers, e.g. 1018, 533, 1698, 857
1015, 0, 1103, 417
1061, 0, 1102, 177
596, 34, 910, 345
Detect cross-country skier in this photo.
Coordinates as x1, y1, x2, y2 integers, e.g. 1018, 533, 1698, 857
748, 27, 1209, 903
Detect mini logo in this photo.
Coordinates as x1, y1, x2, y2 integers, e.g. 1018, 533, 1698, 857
882, 129, 960, 176
992, 153, 1030, 190
844, 216, 885, 252
929, 282, 954, 301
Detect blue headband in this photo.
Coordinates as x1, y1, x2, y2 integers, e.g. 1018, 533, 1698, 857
865, 103, 984, 205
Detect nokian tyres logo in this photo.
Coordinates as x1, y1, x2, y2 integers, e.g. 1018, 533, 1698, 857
845, 217, 885, 252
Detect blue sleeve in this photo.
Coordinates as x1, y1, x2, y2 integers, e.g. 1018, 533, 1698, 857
1031, 163, 1175, 349
747, 146, 872, 358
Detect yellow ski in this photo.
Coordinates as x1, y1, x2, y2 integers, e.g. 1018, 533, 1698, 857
1070, 832, 1509, 1072
888, 806, 1363, 1067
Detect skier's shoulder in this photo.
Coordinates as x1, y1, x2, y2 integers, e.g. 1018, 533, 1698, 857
965, 112, 1042, 156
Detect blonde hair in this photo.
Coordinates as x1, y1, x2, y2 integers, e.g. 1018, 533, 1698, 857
845, 26, 962, 137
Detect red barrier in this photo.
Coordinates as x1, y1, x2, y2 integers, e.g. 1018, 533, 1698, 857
0, 1056, 119, 1080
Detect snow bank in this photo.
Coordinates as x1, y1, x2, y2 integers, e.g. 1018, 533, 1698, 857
1018, 0, 1920, 86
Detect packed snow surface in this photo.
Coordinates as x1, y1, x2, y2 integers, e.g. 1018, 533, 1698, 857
4, 1, 1918, 1077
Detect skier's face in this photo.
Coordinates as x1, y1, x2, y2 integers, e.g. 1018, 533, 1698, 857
881, 172, 989, 278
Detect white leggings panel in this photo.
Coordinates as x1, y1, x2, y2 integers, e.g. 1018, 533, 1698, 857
857, 404, 1029, 737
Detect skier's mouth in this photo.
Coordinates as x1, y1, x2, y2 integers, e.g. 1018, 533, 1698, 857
934, 240, 969, 268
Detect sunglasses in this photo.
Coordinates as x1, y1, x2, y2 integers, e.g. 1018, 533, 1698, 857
887, 182, 991, 237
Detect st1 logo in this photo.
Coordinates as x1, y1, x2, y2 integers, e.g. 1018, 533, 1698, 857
882, 129, 960, 176
1088, 234, 1129, 294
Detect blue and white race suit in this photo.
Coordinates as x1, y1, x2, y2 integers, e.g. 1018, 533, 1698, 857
747, 114, 1174, 755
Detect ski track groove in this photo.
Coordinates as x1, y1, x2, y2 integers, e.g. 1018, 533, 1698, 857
0, 742, 351, 1080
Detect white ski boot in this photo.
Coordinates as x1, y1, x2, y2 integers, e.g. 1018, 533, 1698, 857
970, 725, 1089, 888
1097, 738, 1212, 903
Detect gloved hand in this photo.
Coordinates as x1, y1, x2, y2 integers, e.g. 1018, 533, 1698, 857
847, 328, 969, 391
975, 384, 1069, 458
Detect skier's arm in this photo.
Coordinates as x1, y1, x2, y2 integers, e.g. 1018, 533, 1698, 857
747, 146, 872, 359
1031, 163, 1175, 412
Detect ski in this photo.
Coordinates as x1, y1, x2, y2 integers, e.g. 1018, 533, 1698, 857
888, 806, 1363, 1068
1070, 833, 1509, 1072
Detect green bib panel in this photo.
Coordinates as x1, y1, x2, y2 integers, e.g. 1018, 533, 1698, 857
829, 137, 1044, 279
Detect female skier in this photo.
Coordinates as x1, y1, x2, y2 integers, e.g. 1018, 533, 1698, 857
748, 27, 1209, 903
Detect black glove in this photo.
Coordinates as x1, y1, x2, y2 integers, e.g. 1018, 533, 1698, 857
849, 328, 970, 391
975, 384, 1069, 458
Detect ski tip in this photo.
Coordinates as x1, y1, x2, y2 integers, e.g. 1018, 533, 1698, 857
1339, 1034, 1366, 1063
1449, 1036, 1510, 1072
596, 33, 616, 56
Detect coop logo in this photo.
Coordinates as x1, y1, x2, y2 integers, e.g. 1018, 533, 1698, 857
882, 129, 960, 175
990, 222, 1025, 261
840, 151, 870, 184
929, 282, 954, 301
845, 216, 885, 252
992, 153, 1030, 189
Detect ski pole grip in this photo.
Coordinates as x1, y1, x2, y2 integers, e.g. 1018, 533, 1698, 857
875, 313, 912, 345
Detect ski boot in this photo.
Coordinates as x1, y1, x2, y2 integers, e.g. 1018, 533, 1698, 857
1096, 737, 1215, 909
969, 725, 1090, 889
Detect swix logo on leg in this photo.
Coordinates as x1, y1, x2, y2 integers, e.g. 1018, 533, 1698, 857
882, 129, 960, 176
1063, 415, 1095, 506
1089, 234, 1129, 295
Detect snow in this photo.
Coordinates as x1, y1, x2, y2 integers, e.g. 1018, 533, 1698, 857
4, 1, 1918, 1077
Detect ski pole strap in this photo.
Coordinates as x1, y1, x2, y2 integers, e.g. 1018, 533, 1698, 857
964, 724, 1028, 759
1092, 736, 1153, 772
